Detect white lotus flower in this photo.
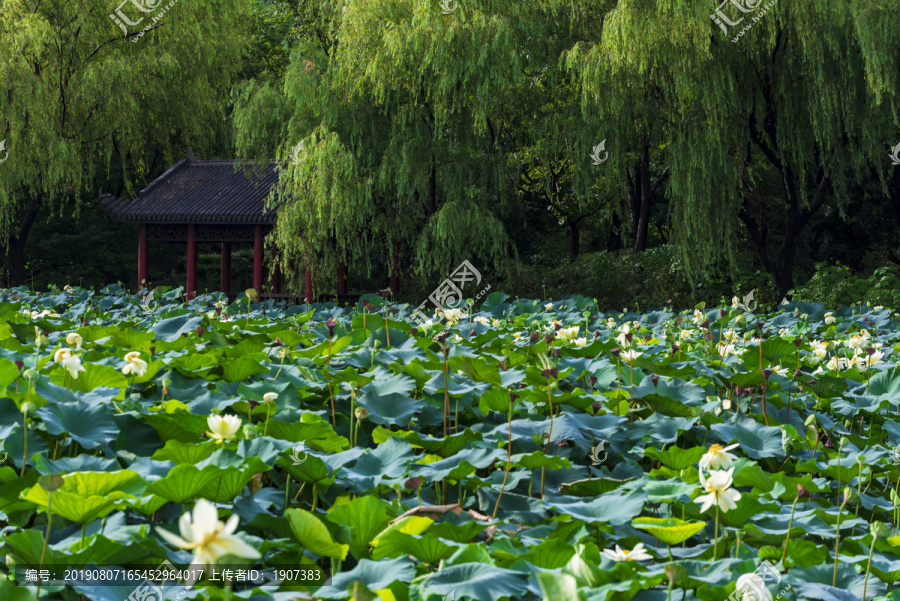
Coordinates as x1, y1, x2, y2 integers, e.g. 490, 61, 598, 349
826, 355, 844, 371
573, 337, 588, 347
442, 308, 464, 325
54, 348, 85, 379
207, 415, 242, 443
263, 392, 279, 403
824, 312, 836, 325
544, 303, 553, 310
616, 331, 632, 348
866, 350, 884, 368
600, 542, 652, 562
692, 309, 705, 327
122, 351, 148, 377
695, 468, 741, 513
731, 296, 740, 308
735, 572, 774, 601
620, 349, 642, 364
721, 398, 732, 411
65, 333, 82, 349
473, 316, 490, 326
699, 443, 739, 470
157, 499, 261, 566
607, 318, 616, 328
557, 326, 580, 341
772, 365, 789, 377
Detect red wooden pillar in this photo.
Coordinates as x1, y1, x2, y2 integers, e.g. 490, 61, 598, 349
389, 239, 400, 295
337, 261, 348, 306
253, 224, 264, 293
186, 224, 197, 299
138, 224, 149, 289
220, 242, 232, 293
305, 268, 314, 303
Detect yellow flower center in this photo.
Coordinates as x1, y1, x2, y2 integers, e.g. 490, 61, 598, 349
708, 444, 723, 454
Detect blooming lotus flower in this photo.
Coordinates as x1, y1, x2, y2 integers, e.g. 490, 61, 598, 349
731, 296, 740, 308
207, 415, 242, 443
473, 316, 490, 326
65, 333, 82, 349
826, 356, 844, 371
573, 337, 588, 347
157, 499, 260, 566
263, 392, 279, 403
54, 348, 85, 379
606, 317, 615, 328
721, 398, 732, 411
556, 326, 580, 341
824, 312, 836, 325
695, 468, 741, 513
544, 303, 553, 310
491, 318, 501, 327
600, 542, 652, 562
771, 365, 789, 377
866, 350, 884, 368
699, 443, 739, 470
734, 573, 773, 601
692, 309, 705, 327
620, 349, 642, 364
122, 351, 147, 377
615, 331, 632, 348
845, 354, 865, 371
442, 308, 464, 325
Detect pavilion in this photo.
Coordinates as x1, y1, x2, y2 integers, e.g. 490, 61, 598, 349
98, 157, 323, 300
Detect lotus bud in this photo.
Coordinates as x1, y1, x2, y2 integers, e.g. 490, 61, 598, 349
591, 401, 603, 413
14, 361, 23, 371
405, 477, 423, 491
610, 347, 621, 358
544, 335, 554, 345
553, 322, 562, 332
796, 484, 811, 498
840, 436, 849, 447
625, 332, 633, 343
21, 401, 32, 416
589, 376, 598, 387
529, 332, 540, 343
593, 330, 601, 338
650, 374, 660, 386
278, 347, 290, 359
804, 414, 817, 426
763, 369, 773, 380
325, 318, 337, 338
843, 487, 851, 504
793, 339, 802, 347
22, 368, 35, 380
273, 337, 283, 346
865, 347, 876, 356
719, 309, 727, 318
671, 344, 679, 354
756, 321, 765, 329
411, 328, 418, 335
355, 407, 368, 421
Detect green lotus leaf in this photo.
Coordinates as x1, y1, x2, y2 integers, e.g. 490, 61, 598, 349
631, 517, 706, 545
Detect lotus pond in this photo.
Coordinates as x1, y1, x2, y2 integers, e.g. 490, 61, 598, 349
1, 286, 900, 601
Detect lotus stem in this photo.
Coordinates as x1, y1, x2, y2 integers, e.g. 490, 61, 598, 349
493, 404, 513, 519
863, 533, 876, 601
713, 502, 719, 561
781, 494, 800, 563
833, 493, 849, 586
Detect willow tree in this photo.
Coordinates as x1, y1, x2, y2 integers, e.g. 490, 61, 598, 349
0, 0, 246, 284
566, 0, 900, 297
234, 0, 587, 290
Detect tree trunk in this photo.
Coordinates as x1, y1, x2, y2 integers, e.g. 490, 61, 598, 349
633, 144, 652, 253
607, 212, 622, 252
5, 194, 43, 286
567, 219, 580, 261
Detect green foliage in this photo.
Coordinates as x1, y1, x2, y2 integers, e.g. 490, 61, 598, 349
794, 264, 900, 310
